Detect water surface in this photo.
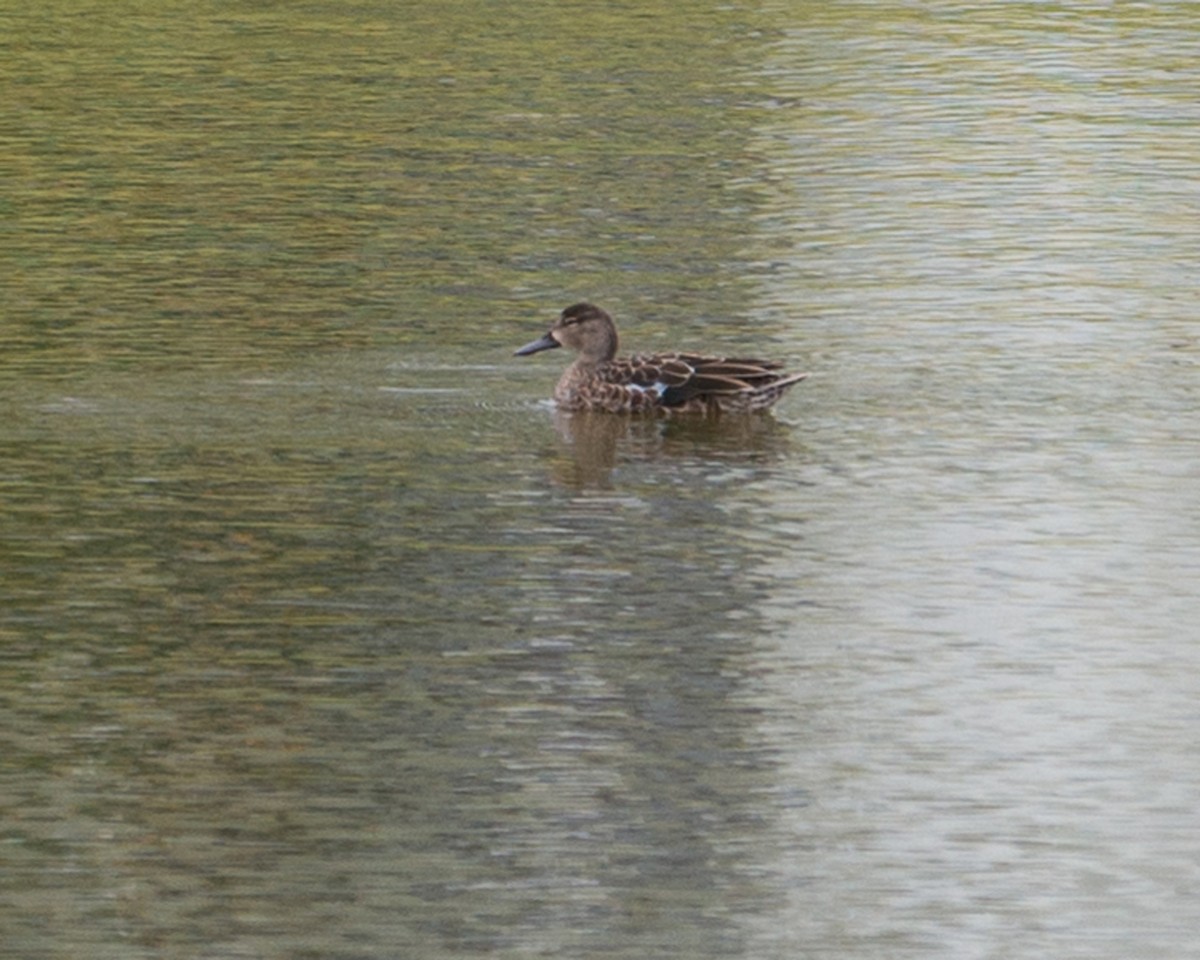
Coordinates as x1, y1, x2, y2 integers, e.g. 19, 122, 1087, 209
3, 2, 1199, 958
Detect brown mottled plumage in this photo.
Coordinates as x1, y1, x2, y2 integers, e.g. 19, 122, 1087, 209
514, 303, 806, 414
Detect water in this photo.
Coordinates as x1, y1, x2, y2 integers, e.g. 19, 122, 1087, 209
3, 2, 1199, 958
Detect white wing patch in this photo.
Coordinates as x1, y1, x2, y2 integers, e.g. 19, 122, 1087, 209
628, 382, 668, 397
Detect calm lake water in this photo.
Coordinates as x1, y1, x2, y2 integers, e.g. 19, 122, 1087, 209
4, 2, 1199, 958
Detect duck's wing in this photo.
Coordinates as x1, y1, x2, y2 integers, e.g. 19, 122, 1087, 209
613, 354, 700, 394
594, 353, 805, 412
649, 353, 802, 406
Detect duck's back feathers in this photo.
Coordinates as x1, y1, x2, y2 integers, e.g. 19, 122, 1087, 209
559, 353, 807, 414
657, 354, 796, 406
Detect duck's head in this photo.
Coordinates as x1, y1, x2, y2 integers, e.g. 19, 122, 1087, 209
514, 303, 619, 364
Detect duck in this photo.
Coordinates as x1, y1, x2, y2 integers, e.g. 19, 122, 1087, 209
514, 302, 807, 414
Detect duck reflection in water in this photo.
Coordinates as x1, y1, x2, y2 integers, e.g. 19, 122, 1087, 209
548, 409, 796, 490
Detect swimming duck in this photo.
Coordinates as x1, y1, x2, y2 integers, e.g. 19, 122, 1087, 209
515, 303, 807, 414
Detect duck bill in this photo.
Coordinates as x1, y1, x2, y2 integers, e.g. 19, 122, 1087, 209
514, 332, 560, 357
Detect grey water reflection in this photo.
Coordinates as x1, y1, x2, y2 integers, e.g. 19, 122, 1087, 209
740, 3, 1200, 958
